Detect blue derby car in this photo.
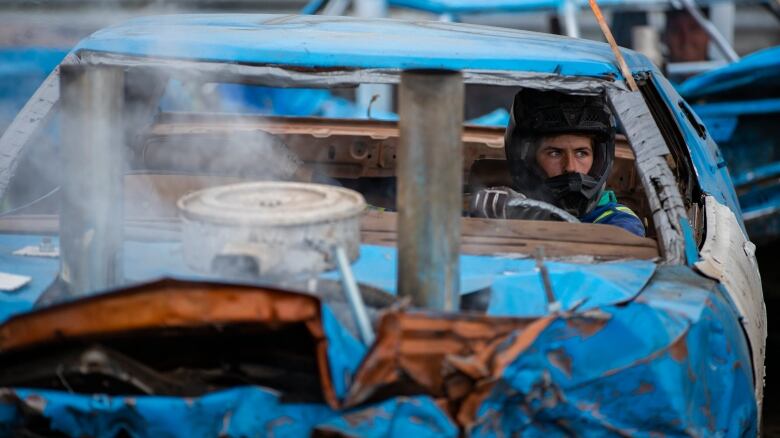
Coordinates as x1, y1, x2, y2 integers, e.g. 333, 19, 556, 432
0, 14, 766, 436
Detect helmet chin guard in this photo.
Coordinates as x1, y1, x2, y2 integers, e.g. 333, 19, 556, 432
544, 172, 602, 216
504, 89, 615, 217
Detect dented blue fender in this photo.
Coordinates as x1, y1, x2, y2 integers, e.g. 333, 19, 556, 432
0, 238, 758, 436
472, 267, 756, 436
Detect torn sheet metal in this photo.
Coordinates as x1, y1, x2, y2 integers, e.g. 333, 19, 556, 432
344, 311, 552, 409
0, 279, 366, 407
0, 265, 758, 436
78, 51, 622, 92
470, 266, 756, 436
326, 244, 656, 300
694, 195, 766, 411
653, 74, 744, 218
313, 396, 457, 437
0, 386, 335, 437
486, 259, 655, 317
608, 88, 688, 265
0, 389, 459, 438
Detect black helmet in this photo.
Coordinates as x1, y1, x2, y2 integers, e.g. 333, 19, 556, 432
504, 89, 615, 217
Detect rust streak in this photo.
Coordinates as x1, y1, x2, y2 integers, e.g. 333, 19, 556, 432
633, 382, 655, 395
566, 317, 610, 339
547, 348, 573, 378
669, 337, 689, 362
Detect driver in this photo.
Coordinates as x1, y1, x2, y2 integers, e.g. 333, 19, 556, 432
472, 89, 645, 237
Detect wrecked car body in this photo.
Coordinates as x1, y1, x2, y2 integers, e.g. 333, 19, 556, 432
0, 14, 767, 436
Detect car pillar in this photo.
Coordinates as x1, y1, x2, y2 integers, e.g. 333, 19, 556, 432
59, 64, 125, 295
397, 69, 463, 311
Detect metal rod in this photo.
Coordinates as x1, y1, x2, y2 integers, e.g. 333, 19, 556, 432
397, 70, 463, 311
335, 246, 375, 345
354, 0, 392, 115
666, 60, 727, 77
559, 0, 580, 39
535, 247, 559, 313
59, 65, 125, 296
678, 0, 740, 63
588, 0, 640, 92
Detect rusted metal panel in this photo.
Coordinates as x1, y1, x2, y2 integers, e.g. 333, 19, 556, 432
344, 311, 552, 408
0, 279, 365, 409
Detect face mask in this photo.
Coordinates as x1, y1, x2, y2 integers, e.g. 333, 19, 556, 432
544, 172, 600, 217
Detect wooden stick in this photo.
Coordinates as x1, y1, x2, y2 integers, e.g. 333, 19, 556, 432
588, 0, 640, 92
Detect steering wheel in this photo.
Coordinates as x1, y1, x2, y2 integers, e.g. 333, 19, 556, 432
505, 196, 580, 223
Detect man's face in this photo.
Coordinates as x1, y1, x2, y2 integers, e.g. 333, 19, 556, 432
535, 134, 594, 178
665, 13, 710, 63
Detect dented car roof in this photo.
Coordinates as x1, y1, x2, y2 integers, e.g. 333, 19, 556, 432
74, 14, 654, 80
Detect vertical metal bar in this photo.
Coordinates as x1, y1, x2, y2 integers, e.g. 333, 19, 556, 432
397, 70, 463, 311
354, 0, 392, 115
59, 65, 125, 296
335, 246, 375, 345
558, 0, 580, 39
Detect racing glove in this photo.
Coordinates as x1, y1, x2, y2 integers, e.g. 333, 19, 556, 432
470, 186, 580, 223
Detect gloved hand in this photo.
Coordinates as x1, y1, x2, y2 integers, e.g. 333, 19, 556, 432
470, 186, 521, 219
470, 186, 580, 223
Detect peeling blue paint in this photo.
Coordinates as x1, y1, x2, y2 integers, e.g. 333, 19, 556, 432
0, 387, 335, 437
679, 216, 699, 266
471, 267, 755, 436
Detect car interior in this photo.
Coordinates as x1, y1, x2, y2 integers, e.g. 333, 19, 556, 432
1, 82, 661, 261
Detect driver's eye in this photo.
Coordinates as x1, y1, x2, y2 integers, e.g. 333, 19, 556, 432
575, 150, 591, 158
547, 150, 562, 158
